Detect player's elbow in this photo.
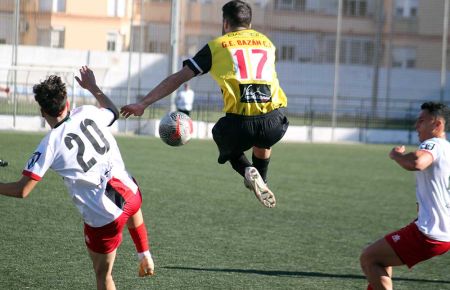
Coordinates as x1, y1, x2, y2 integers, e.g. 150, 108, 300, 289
14, 187, 31, 198
15, 179, 35, 198
403, 159, 429, 171
413, 160, 429, 171
20, 188, 32, 198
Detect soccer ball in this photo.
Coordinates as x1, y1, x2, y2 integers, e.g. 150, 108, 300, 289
158, 111, 193, 146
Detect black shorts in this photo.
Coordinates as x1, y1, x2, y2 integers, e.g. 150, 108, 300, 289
212, 109, 289, 164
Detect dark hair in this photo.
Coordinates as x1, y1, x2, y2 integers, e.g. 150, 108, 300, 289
33, 75, 67, 117
222, 0, 252, 29
421, 101, 450, 130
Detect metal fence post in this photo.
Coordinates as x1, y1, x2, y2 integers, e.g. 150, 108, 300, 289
440, 0, 449, 102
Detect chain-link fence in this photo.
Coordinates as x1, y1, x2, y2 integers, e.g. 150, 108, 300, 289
0, 0, 449, 132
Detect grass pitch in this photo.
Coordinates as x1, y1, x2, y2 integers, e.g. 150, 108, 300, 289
0, 131, 449, 290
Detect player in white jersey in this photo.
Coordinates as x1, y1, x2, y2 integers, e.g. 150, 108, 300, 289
360, 102, 450, 290
0, 66, 154, 290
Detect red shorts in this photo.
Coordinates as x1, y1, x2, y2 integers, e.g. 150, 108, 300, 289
385, 221, 450, 268
84, 188, 142, 254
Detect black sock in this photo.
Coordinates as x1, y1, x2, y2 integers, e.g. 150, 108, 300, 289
229, 153, 252, 178
252, 154, 270, 183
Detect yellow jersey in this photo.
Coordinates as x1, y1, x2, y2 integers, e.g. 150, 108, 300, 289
183, 29, 287, 116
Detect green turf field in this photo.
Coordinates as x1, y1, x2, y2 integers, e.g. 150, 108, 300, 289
0, 131, 449, 290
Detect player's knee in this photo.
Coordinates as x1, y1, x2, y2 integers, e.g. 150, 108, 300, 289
359, 246, 373, 270
92, 263, 112, 279
94, 269, 112, 283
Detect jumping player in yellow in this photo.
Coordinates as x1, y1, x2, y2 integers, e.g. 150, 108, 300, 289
121, 0, 289, 208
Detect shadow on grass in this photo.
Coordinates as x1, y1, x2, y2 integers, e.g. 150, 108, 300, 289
163, 266, 450, 285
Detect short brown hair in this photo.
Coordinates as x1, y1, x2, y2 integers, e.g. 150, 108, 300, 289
33, 75, 67, 117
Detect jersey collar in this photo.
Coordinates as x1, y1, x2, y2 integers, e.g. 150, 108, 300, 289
53, 112, 71, 129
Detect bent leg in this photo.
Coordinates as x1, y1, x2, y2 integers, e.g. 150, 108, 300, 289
360, 237, 403, 290
88, 249, 117, 290
253, 147, 271, 159
229, 153, 252, 178
252, 147, 271, 183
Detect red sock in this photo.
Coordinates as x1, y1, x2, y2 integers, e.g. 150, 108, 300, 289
128, 223, 149, 253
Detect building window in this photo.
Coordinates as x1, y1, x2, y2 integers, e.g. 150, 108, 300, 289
50, 28, 65, 48
148, 41, 169, 53
39, 0, 52, 12
395, 0, 418, 18
326, 39, 346, 63
145, 23, 170, 53
343, 0, 367, 17
37, 29, 50, 46
107, 32, 118, 51
392, 47, 416, 68
279, 45, 295, 61
108, 0, 126, 17
55, 0, 66, 12
39, 0, 66, 12
274, 0, 306, 11
254, 0, 270, 7
325, 37, 374, 65
37, 27, 64, 48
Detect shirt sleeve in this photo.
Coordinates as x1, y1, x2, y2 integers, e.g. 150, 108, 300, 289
71, 105, 116, 127
83, 106, 116, 127
22, 136, 55, 181
419, 140, 439, 161
182, 44, 212, 75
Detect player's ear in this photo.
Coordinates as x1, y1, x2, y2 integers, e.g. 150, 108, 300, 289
437, 117, 445, 129
222, 19, 229, 34
57, 100, 70, 117
432, 117, 445, 134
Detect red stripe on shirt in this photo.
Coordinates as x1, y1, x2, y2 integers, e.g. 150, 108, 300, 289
108, 177, 135, 201
22, 170, 42, 181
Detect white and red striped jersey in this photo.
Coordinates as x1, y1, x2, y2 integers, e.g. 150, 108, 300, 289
22, 105, 139, 227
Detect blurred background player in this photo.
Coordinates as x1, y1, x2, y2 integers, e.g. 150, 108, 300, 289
0, 66, 154, 290
0, 86, 10, 94
360, 102, 450, 290
175, 82, 195, 116
120, 0, 289, 208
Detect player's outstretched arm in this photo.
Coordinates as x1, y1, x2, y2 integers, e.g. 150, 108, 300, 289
0, 176, 38, 198
389, 145, 433, 171
120, 66, 195, 118
75, 65, 120, 118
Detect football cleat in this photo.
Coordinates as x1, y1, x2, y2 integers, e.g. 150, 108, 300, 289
244, 167, 276, 208
138, 255, 155, 277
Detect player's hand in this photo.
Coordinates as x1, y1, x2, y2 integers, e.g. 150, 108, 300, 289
75, 66, 97, 92
389, 145, 405, 159
120, 103, 146, 118
138, 255, 155, 277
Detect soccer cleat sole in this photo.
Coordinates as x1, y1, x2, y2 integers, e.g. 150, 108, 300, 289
244, 167, 276, 208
